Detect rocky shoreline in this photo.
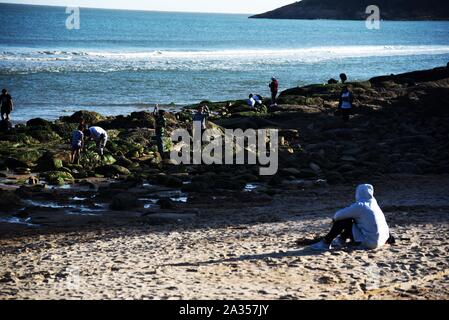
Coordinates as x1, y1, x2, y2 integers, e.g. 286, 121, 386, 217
0, 65, 448, 299
0, 64, 449, 232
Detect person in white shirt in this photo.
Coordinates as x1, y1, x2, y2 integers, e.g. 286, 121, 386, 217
84, 126, 108, 157
338, 86, 353, 122
311, 184, 392, 251
247, 94, 256, 108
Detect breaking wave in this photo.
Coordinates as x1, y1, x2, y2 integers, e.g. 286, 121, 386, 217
1, 45, 449, 74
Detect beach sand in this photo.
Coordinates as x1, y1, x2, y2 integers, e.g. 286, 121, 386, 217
0, 174, 448, 300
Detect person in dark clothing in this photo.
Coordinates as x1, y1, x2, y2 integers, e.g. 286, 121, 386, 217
153, 105, 167, 157
192, 105, 209, 137
338, 86, 354, 122
0, 118, 12, 133
0, 89, 14, 121
269, 77, 279, 106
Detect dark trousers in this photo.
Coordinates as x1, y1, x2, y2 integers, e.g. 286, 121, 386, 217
271, 91, 277, 104
341, 108, 351, 122
156, 135, 164, 157
1, 111, 10, 121
323, 219, 354, 244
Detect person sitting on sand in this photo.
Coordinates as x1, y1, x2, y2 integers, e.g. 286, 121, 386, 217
70, 125, 84, 164
84, 126, 108, 157
0, 89, 14, 121
338, 86, 353, 122
311, 184, 392, 251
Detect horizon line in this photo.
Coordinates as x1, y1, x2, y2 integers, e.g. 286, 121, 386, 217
0, 1, 256, 15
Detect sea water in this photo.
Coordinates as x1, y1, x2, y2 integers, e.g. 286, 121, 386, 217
1, 3, 449, 122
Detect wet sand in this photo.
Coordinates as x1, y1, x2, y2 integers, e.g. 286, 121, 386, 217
0, 174, 448, 300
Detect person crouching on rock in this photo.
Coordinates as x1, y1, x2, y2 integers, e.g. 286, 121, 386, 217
310, 184, 394, 251
338, 86, 353, 122
84, 126, 108, 158
1, 89, 14, 121
70, 125, 84, 164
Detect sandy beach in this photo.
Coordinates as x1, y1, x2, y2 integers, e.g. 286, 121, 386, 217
1, 174, 448, 300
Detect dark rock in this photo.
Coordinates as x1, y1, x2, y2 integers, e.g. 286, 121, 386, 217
165, 176, 184, 188
36, 151, 67, 172
26, 118, 52, 127
109, 193, 142, 211
15, 149, 42, 164
326, 173, 345, 184
61, 110, 105, 124
157, 198, 175, 209
0, 120, 12, 133
96, 111, 156, 130
27, 127, 61, 142
41, 171, 75, 185
0, 190, 23, 211
4, 158, 28, 169
95, 164, 131, 176
115, 156, 133, 167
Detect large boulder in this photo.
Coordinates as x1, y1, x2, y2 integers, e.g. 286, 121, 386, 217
36, 151, 70, 172
0, 190, 23, 211
4, 158, 29, 169
41, 171, 74, 185
96, 111, 156, 130
26, 118, 52, 127
13, 149, 43, 165
95, 164, 131, 176
61, 110, 105, 124
27, 127, 61, 143
115, 156, 133, 167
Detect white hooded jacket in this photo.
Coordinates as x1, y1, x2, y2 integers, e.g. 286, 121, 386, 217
334, 184, 390, 249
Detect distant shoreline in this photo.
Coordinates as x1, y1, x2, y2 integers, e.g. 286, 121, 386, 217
0, 2, 252, 16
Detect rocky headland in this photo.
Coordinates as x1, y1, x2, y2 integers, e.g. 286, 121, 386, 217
250, 0, 449, 20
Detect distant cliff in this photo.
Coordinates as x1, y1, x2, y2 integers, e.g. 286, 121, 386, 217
250, 0, 449, 20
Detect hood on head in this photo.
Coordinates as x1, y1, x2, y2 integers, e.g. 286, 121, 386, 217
356, 184, 374, 201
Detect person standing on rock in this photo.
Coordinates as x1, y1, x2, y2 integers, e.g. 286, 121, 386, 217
192, 104, 209, 137
0, 89, 14, 121
310, 184, 393, 251
338, 86, 353, 122
70, 124, 84, 164
153, 105, 167, 157
269, 77, 279, 106
84, 126, 108, 157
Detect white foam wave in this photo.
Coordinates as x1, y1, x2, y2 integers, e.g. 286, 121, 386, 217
1, 45, 449, 74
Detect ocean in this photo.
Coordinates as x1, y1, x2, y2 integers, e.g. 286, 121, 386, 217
1, 3, 449, 122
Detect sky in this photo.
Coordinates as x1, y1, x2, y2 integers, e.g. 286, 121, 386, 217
1, 0, 296, 14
